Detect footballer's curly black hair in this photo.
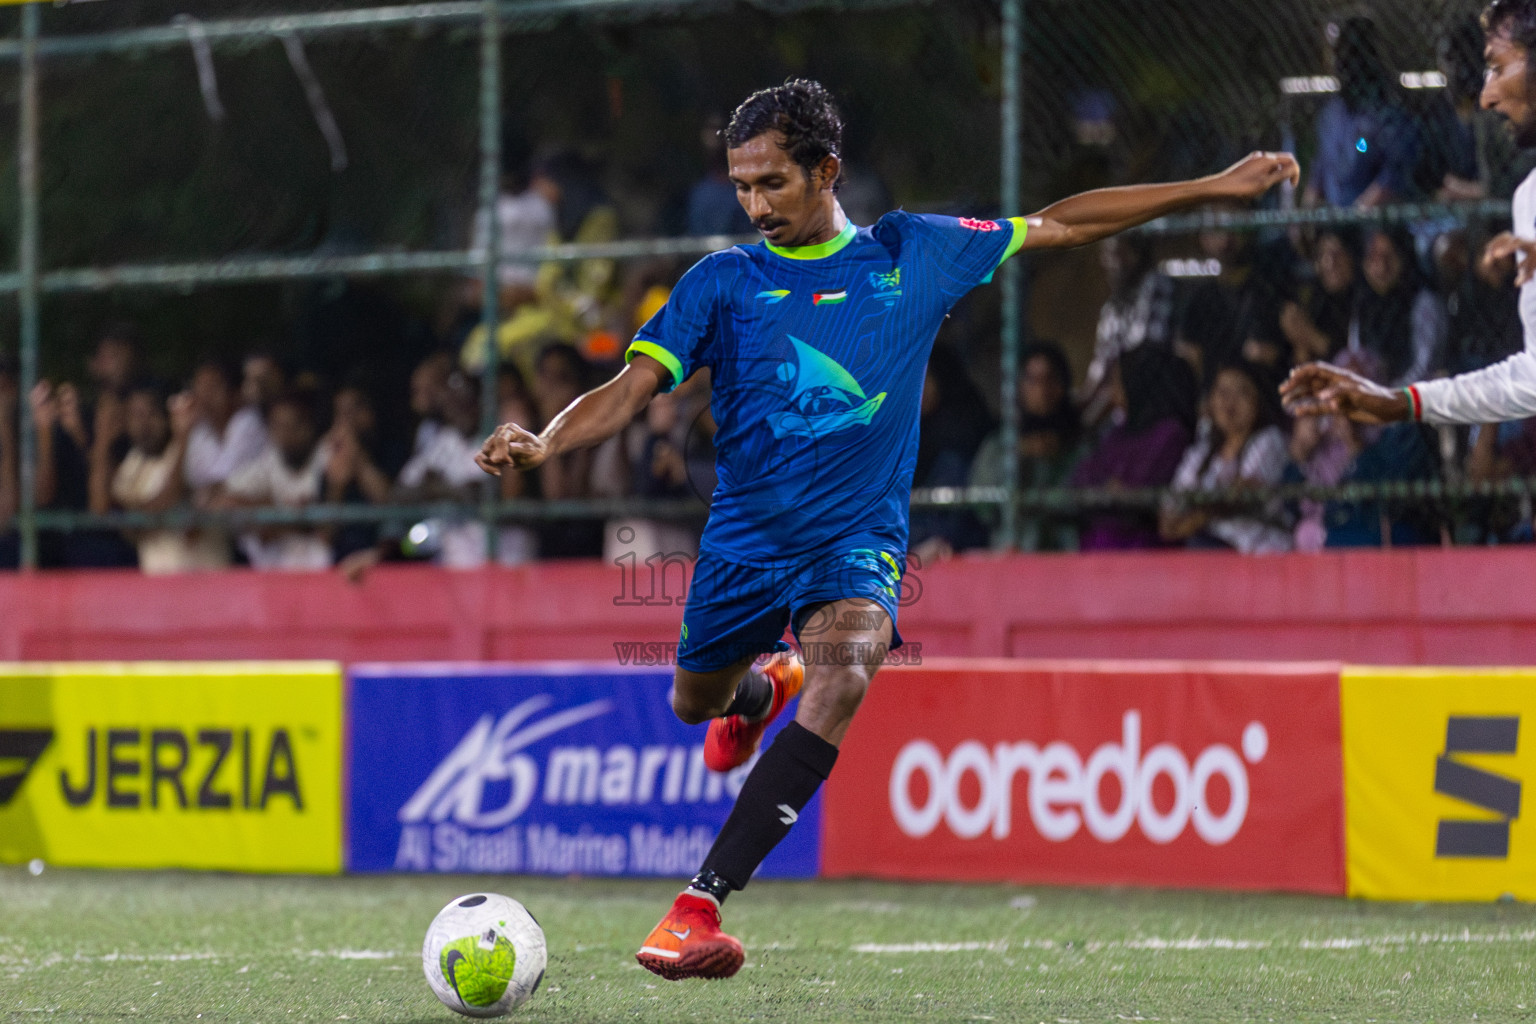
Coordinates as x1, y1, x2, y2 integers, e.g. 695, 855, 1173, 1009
724, 79, 846, 192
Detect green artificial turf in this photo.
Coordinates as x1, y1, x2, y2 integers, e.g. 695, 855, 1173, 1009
2, 866, 1533, 1022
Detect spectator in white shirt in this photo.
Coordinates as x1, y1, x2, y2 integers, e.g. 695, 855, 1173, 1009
472, 173, 557, 303
1080, 235, 1178, 425
395, 371, 536, 566
184, 360, 266, 501
1161, 362, 1293, 553
408, 351, 454, 456
242, 351, 287, 418
444, 137, 558, 359
396, 372, 484, 499
216, 391, 333, 570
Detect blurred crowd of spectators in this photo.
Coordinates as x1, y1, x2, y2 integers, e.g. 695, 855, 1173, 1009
0, 323, 720, 574
911, 203, 1531, 560
5, 13, 1536, 572
899, 13, 1536, 562
12, 190, 1529, 575
0, 126, 736, 574
912, 215, 1527, 559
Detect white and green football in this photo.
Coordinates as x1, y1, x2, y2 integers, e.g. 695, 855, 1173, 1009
422, 893, 546, 1017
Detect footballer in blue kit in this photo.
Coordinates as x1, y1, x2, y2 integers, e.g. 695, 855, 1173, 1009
630, 209, 1026, 672
477, 78, 1299, 981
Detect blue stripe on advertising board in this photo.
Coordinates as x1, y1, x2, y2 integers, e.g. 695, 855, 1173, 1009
347, 664, 819, 878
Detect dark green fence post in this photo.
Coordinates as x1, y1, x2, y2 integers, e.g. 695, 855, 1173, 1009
17, 1, 40, 571
998, 0, 1022, 550
477, 0, 503, 562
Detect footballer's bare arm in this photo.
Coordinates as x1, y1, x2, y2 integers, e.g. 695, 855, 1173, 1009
476, 355, 669, 476
1019, 151, 1299, 251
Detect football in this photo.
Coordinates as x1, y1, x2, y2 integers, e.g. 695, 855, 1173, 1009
422, 893, 547, 1017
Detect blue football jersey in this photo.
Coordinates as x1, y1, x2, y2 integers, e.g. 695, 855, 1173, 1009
628, 210, 1025, 562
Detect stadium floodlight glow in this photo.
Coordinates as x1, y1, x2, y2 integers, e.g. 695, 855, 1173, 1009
1279, 72, 1445, 95
1160, 258, 1222, 278
1280, 75, 1339, 95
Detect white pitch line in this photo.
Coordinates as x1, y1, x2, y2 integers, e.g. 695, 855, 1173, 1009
1297, 929, 1536, 950
0, 952, 223, 966
0, 949, 411, 971
851, 931, 1536, 955
851, 941, 1014, 953
1121, 937, 1270, 951
95, 952, 223, 963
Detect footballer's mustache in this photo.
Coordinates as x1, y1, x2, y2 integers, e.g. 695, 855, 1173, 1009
754, 218, 789, 233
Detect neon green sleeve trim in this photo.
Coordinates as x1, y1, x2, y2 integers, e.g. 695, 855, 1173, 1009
1001, 216, 1029, 263
626, 340, 685, 391
980, 218, 1028, 285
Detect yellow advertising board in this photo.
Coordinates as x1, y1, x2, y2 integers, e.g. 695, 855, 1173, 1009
0, 662, 342, 873
1342, 667, 1536, 900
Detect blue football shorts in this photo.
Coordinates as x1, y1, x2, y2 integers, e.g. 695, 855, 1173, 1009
675, 546, 906, 673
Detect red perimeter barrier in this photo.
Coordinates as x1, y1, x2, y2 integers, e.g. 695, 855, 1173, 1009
822, 659, 1346, 893
1, 547, 1534, 663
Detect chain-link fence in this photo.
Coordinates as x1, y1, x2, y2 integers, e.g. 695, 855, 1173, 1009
0, 0, 1529, 570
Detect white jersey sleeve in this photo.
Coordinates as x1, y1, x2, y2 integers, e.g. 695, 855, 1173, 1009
1417, 169, 1536, 424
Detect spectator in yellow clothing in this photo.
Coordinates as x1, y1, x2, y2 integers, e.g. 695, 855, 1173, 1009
460, 150, 622, 381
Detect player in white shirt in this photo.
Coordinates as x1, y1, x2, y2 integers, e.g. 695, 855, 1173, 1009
1283, 0, 1536, 426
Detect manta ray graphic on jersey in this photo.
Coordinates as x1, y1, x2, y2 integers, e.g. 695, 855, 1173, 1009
766, 336, 887, 439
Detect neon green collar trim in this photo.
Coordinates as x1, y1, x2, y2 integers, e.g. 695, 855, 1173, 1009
763, 220, 857, 260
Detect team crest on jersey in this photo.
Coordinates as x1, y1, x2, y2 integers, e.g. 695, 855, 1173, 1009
768, 336, 887, 440
958, 217, 1001, 232
869, 268, 902, 305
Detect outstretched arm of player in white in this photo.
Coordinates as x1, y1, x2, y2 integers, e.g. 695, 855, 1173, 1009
1413, 349, 1536, 424
1281, 349, 1536, 425
1017, 152, 1300, 251
476, 356, 668, 475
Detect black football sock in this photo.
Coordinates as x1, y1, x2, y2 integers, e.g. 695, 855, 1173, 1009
697, 720, 839, 893
685, 870, 731, 904
720, 668, 773, 721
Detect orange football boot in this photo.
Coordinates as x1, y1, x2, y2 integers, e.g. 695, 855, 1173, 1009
635, 891, 744, 980
703, 648, 805, 772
